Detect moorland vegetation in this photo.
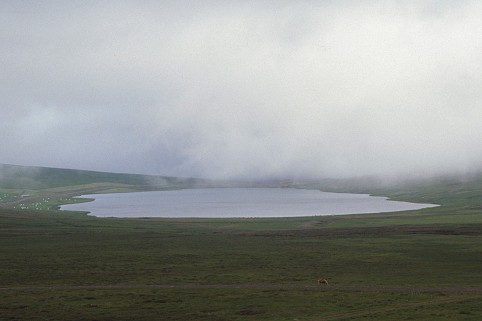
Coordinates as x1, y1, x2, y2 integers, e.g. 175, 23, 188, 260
1, 164, 481, 320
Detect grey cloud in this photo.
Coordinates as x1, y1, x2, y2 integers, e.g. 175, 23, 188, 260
1, 1, 482, 179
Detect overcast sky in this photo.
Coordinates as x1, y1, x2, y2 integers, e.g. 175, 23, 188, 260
1, 1, 482, 179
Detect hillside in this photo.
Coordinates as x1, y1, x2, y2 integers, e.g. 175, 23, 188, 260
0, 164, 209, 210
0, 164, 205, 190
2, 163, 482, 212
281, 172, 482, 210
1, 164, 482, 320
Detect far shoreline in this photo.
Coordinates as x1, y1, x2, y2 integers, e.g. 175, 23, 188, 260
60, 187, 439, 219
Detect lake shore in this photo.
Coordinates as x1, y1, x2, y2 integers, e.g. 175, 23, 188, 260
61, 188, 438, 218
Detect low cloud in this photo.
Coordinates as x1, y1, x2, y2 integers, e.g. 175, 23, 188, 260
1, 1, 482, 179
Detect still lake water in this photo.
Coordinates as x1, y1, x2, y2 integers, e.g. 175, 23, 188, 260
60, 188, 438, 218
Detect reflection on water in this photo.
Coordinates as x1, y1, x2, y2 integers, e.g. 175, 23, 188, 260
61, 188, 438, 218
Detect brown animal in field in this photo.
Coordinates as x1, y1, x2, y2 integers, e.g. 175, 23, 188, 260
318, 278, 329, 285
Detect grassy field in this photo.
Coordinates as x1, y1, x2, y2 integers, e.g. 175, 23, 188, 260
1, 165, 482, 320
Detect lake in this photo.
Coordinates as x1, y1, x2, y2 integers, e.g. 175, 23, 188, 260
60, 188, 438, 218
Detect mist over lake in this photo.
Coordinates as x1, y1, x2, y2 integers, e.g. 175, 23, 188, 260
61, 188, 438, 218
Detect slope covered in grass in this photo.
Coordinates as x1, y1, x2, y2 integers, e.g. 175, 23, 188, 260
0, 164, 204, 190
1, 164, 482, 320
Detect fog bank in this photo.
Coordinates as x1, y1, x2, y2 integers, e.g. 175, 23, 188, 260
1, 1, 482, 179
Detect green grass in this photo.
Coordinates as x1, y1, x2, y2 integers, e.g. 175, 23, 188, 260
2, 288, 480, 321
2, 209, 481, 288
1, 165, 482, 320
1, 206, 482, 320
0, 164, 205, 190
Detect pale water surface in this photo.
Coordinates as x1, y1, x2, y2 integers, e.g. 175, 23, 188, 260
60, 188, 438, 218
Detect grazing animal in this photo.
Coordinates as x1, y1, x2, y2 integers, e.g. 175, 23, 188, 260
318, 278, 329, 285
